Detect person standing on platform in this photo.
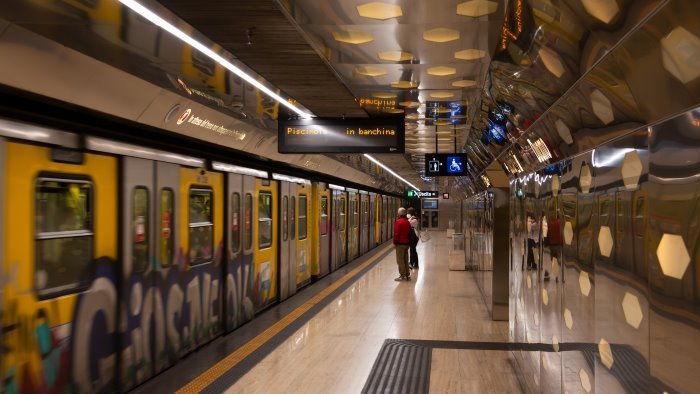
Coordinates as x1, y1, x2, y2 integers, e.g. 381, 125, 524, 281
407, 207, 420, 269
393, 207, 411, 281
526, 213, 539, 270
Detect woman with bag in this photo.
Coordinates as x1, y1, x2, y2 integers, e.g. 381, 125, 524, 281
407, 207, 420, 268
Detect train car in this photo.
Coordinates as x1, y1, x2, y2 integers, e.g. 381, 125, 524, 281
0, 119, 398, 393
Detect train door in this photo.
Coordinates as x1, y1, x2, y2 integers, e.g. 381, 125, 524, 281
383, 196, 389, 241
359, 192, 369, 254
253, 179, 278, 311
348, 191, 360, 261
121, 157, 158, 390
296, 183, 312, 288
369, 193, 376, 248
331, 189, 347, 270
279, 181, 295, 301
317, 185, 331, 277
224, 173, 255, 331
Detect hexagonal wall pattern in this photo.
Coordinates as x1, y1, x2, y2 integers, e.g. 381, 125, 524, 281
598, 225, 613, 257
555, 119, 574, 145
542, 288, 549, 306
656, 234, 691, 279
332, 30, 373, 44
551, 257, 560, 278
539, 46, 565, 78
581, 0, 620, 23
564, 221, 574, 245
357, 2, 403, 20
580, 369, 592, 393
599, 338, 614, 369
551, 174, 560, 197
579, 162, 592, 193
591, 89, 614, 124
579, 271, 591, 296
564, 308, 573, 330
622, 292, 644, 329
427, 66, 457, 76
622, 150, 643, 190
661, 27, 700, 84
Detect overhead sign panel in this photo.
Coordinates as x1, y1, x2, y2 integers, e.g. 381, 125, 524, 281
424, 153, 469, 176
279, 117, 404, 153
408, 190, 438, 198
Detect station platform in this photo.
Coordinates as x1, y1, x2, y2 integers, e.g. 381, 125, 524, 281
133, 232, 523, 393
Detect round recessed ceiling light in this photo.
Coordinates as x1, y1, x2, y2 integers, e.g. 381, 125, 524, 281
391, 80, 418, 88
430, 91, 455, 98
427, 66, 457, 76
357, 2, 403, 20
423, 27, 460, 43
355, 65, 388, 77
378, 51, 413, 62
452, 79, 477, 88
332, 30, 374, 44
455, 49, 487, 60
372, 92, 397, 99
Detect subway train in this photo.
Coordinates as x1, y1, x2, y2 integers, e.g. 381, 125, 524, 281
0, 117, 401, 393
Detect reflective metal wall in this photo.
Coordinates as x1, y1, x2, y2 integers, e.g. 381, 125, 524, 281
509, 107, 700, 393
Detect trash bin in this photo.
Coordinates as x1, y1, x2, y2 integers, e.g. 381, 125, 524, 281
449, 233, 466, 270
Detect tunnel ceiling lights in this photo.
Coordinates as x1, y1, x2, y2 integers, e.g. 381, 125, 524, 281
363, 154, 421, 191
332, 29, 374, 44
355, 65, 388, 77
356, 2, 403, 20
118, 0, 312, 119
454, 49, 486, 60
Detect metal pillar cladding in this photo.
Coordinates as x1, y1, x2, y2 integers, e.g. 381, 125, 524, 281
491, 187, 510, 321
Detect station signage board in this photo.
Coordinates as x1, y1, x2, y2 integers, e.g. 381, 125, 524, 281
424, 153, 469, 176
407, 190, 438, 198
278, 117, 404, 153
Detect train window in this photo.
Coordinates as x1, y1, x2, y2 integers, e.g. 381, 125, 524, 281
160, 189, 174, 267
320, 196, 328, 235
291, 196, 296, 240
189, 188, 213, 265
132, 187, 150, 272
259, 192, 272, 249
245, 193, 253, 250
231, 192, 241, 253
35, 177, 93, 298
283, 195, 289, 241
299, 195, 308, 240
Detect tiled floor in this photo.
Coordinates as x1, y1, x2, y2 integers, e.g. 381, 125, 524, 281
224, 233, 523, 393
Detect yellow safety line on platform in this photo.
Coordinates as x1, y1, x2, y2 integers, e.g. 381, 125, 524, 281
177, 244, 393, 393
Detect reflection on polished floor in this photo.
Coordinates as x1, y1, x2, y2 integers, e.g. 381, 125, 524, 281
223, 233, 522, 393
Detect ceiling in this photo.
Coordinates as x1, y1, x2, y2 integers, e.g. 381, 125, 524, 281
159, 0, 506, 193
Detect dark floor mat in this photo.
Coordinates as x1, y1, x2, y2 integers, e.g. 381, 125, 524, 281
362, 339, 431, 394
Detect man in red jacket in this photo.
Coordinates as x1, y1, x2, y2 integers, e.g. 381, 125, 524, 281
393, 207, 411, 281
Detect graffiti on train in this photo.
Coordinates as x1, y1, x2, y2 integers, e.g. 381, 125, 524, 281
2, 246, 256, 393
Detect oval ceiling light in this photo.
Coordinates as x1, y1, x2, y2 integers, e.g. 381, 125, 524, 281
399, 101, 421, 108
581, 0, 619, 24
427, 66, 457, 76
378, 51, 414, 62
383, 108, 405, 114
391, 80, 418, 88
355, 65, 388, 77
538, 46, 565, 78
430, 91, 455, 98
457, 0, 499, 17
372, 92, 397, 99
455, 49, 486, 60
356, 2, 403, 20
423, 27, 460, 43
435, 121, 452, 126
452, 79, 477, 88
332, 30, 374, 44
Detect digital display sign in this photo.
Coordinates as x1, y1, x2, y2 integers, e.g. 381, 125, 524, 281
424, 153, 469, 176
279, 117, 404, 153
422, 199, 438, 209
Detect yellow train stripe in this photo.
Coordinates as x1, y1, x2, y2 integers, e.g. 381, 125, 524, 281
177, 244, 393, 393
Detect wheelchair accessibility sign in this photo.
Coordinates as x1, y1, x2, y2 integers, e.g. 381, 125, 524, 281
447, 155, 464, 174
